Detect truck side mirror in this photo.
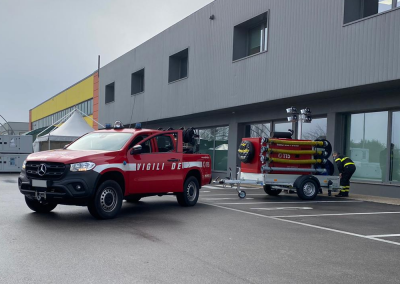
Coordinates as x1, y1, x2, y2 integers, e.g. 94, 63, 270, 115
130, 145, 142, 155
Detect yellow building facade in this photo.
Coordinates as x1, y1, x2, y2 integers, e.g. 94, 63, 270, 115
30, 72, 99, 131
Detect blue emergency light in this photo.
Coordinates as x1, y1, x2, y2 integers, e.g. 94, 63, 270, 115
135, 123, 142, 130
105, 123, 112, 129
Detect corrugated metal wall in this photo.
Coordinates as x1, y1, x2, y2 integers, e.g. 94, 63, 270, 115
99, 0, 400, 125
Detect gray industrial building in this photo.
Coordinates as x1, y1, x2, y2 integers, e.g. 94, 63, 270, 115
99, 0, 400, 198
0, 122, 29, 135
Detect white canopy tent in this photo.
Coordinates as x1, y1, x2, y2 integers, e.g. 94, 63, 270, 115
33, 110, 95, 152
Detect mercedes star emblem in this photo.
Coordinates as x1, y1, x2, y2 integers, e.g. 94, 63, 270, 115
38, 164, 47, 176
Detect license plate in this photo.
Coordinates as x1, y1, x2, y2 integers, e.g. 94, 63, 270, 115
32, 179, 47, 188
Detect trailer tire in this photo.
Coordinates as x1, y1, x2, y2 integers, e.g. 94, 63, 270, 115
238, 140, 255, 164
263, 185, 282, 196
295, 175, 320, 200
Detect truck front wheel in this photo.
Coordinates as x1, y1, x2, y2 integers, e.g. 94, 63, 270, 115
88, 180, 123, 220
177, 177, 199, 207
25, 196, 57, 213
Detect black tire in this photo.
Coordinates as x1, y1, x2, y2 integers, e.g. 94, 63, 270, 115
238, 140, 255, 164
295, 175, 320, 200
125, 195, 141, 203
263, 185, 282, 196
238, 191, 246, 199
87, 180, 123, 220
177, 176, 199, 207
25, 196, 57, 213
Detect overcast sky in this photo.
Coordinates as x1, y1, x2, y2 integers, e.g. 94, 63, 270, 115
0, 0, 213, 123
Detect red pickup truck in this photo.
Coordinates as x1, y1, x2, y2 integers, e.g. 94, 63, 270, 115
18, 123, 212, 219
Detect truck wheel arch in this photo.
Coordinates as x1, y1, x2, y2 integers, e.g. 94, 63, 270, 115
95, 171, 126, 196
185, 169, 202, 188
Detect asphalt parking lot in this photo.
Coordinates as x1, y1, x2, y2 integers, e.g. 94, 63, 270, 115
1, 173, 400, 284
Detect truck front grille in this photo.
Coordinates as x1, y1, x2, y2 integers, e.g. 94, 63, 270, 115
26, 162, 67, 180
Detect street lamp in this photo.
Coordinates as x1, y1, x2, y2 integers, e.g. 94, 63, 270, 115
286, 107, 313, 139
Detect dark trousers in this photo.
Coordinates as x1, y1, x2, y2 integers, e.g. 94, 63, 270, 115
340, 164, 356, 192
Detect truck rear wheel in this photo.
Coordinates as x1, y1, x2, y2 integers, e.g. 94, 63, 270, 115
263, 185, 282, 196
177, 176, 199, 207
87, 180, 123, 220
25, 196, 57, 213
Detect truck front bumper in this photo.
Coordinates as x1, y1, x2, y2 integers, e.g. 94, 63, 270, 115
18, 170, 100, 205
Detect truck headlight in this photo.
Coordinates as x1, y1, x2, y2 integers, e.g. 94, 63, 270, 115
22, 160, 27, 169
70, 162, 96, 172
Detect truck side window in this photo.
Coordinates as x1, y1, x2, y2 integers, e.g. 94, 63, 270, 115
149, 134, 177, 153
141, 139, 152, 154
129, 135, 148, 149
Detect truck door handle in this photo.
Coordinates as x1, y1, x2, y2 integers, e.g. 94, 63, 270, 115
168, 159, 180, 162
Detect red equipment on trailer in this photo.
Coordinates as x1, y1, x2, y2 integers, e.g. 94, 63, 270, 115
215, 133, 340, 200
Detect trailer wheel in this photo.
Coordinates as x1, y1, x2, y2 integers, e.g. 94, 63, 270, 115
295, 175, 320, 200
238, 191, 246, 199
263, 185, 282, 196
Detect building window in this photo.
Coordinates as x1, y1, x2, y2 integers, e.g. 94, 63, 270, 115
199, 126, 229, 171
105, 82, 115, 104
131, 69, 145, 95
345, 111, 388, 182
391, 111, 400, 182
89, 99, 93, 115
301, 118, 327, 140
168, 48, 188, 83
233, 11, 269, 61
274, 122, 292, 133
344, 0, 397, 24
246, 123, 271, 138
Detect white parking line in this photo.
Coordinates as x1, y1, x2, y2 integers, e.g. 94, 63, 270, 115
366, 234, 400, 238
202, 186, 254, 190
271, 211, 400, 218
200, 194, 267, 197
202, 198, 254, 201
202, 186, 222, 190
251, 207, 313, 211
202, 202, 400, 247
214, 201, 363, 205
201, 191, 211, 193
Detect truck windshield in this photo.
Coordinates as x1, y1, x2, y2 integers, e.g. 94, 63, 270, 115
67, 132, 133, 151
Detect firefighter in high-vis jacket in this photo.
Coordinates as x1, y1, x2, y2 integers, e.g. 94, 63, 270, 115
333, 152, 356, 197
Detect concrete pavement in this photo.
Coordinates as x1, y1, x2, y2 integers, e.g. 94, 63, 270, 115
1, 173, 400, 283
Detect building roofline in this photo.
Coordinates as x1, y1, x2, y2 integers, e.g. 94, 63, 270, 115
30, 70, 98, 111
101, 0, 216, 70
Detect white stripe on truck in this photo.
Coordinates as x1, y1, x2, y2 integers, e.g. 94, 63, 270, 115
93, 161, 202, 173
